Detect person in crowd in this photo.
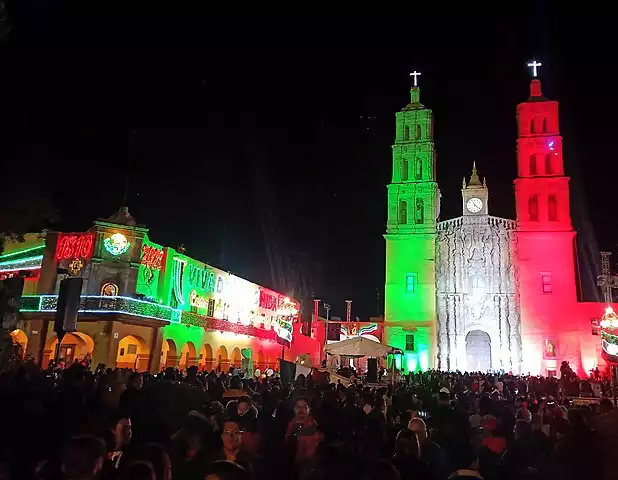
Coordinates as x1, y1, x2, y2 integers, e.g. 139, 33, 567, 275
118, 461, 156, 480
409, 417, 450, 480
205, 460, 251, 480
60, 435, 107, 480
391, 428, 431, 479
184, 365, 204, 389
285, 397, 322, 469
7, 332, 618, 480
101, 415, 133, 473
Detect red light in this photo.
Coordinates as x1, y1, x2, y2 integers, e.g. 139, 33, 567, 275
56, 233, 95, 261
141, 245, 164, 270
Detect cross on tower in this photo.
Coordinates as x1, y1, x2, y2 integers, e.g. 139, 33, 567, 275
527, 60, 542, 78
409, 71, 421, 87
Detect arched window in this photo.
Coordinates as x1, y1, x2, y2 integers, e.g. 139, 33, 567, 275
542, 117, 548, 133
401, 158, 408, 181
530, 119, 536, 134
529, 154, 537, 175
414, 159, 422, 180
415, 199, 424, 224
404, 126, 410, 141
544, 154, 552, 175
528, 195, 539, 221
398, 201, 407, 224
548, 195, 558, 221
101, 282, 119, 296
415, 124, 422, 140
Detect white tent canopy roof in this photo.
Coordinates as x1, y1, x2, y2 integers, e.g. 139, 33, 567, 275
324, 336, 398, 358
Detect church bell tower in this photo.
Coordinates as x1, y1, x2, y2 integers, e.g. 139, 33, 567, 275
462, 162, 489, 216
384, 74, 440, 371
514, 61, 578, 375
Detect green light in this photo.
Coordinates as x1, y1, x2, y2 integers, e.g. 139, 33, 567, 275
384, 85, 437, 370
0, 255, 44, 271
0, 244, 45, 260
136, 236, 165, 301
406, 353, 417, 373
104, 233, 131, 256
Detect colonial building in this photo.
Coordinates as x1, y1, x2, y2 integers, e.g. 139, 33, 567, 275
3, 208, 320, 372
385, 75, 603, 376
436, 166, 520, 372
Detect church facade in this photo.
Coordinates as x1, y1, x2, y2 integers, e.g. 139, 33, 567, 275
384, 77, 602, 376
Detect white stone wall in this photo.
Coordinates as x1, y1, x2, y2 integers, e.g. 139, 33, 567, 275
436, 215, 522, 372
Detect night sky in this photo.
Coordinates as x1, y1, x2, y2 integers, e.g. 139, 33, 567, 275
1, 7, 616, 318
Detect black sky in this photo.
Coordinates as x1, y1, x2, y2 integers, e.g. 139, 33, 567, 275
1, 7, 616, 318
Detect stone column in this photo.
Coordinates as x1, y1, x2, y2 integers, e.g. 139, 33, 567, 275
499, 296, 510, 370
149, 326, 164, 373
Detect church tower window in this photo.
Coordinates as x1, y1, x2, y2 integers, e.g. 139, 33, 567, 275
542, 117, 548, 133
405, 274, 417, 293
401, 158, 409, 181
548, 195, 558, 221
541, 274, 553, 294
399, 200, 407, 224
404, 126, 410, 141
415, 124, 421, 140
544, 154, 552, 175
414, 159, 422, 180
415, 199, 424, 224
530, 118, 536, 134
405, 334, 415, 351
528, 195, 539, 221
529, 154, 537, 175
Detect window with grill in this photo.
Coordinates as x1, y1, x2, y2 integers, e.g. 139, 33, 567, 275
528, 195, 539, 221
548, 195, 558, 221
401, 158, 409, 181
529, 154, 537, 175
405, 274, 417, 293
405, 334, 415, 351
544, 154, 552, 175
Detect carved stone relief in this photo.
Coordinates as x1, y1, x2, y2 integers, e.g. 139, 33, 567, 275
436, 215, 522, 372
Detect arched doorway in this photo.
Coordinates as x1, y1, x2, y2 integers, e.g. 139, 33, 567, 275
231, 347, 242, 368
466, 330, 491, 372
45, 332, 95, 367
116, 335, 150, 371
161, 339, 178, 369
199, 343, 214, 371
179, 342, 197, 370
10, 329, 28, 357
216, 345, 229, 372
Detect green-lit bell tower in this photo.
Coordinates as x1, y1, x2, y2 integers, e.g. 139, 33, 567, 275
384, 82, 439, 372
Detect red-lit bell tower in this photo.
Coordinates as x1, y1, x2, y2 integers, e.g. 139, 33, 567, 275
514, 65, 578, 375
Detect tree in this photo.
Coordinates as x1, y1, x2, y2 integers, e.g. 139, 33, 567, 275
0, 180, 58, 255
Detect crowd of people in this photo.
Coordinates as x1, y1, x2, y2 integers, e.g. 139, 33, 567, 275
0, 344, 616, 480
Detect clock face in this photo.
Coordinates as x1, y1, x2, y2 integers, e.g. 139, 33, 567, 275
466, 197, 483, 213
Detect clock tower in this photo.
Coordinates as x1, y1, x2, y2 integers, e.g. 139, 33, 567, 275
462, 162, 489, 215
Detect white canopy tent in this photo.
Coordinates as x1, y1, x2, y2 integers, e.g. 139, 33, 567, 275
324, 336, 398, 358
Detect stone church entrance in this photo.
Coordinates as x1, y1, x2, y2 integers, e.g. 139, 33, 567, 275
466, 330, 491, 372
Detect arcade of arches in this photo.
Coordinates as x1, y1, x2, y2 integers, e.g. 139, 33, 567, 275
44, 331, 95, 367
115, 335, 150, 371
13, 318, 291, 373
